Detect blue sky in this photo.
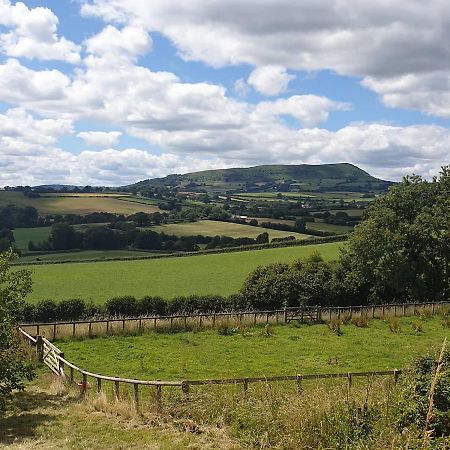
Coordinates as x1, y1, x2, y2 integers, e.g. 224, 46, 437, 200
0, 0, 449, 185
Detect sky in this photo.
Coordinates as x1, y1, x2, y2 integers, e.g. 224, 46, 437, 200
0, 0, 449, 186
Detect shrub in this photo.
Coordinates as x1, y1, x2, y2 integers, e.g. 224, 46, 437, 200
217, 324, 235, 336
351, 316, 369, 328
138, 296, 167, 316
388, 317, 400, 333
328, 318, 343, 336
34, 299, 58, 322
105, 296, 138, 317
56, 298, 86, 321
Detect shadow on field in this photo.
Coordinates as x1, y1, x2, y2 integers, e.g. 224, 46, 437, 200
0, 386, 75, 446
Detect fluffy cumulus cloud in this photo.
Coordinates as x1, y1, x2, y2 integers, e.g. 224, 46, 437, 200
77, 131, 122, 148
0, 0, 80, 63
81, 0, 450, 118
248, 66, 295, 96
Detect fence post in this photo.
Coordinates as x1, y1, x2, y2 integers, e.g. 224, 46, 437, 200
283, 307, 287, 324
212, 313, 216, 327
402, 304, 406, 317
243, 378, 249, 397
59, 352, 65, 378
338, 307, 341, 321
89, 321, 92, 338
35, 335, 44, 362
72, 322, 76, 338
97, 377, 102, 393
181, 381, 190, 399
134, 383, 140, 412
184, 316, 187, 330
382, 304, 385, 319
82, 373, 87, 397
114, 381, 120, 401
106, 320, 109, 334
155, 384, 162, 410
53, 323, 57, 340
347, 373, 352, 402
394, 369, 399, 384
254, 313, 257, 326
296, 374, 303, 394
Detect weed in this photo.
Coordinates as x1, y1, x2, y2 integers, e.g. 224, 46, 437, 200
442, 318, 450, 329
388, 317, 400, 333
263, 323, 275, 337
328, 318, 343, 336
341, 313, 352, 324
411, 321, 424, 333
351, 316, 369, 328
217, 324, 236, 336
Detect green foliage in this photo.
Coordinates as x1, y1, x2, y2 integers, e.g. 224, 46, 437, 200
0, 250, 35, 408
340, 167, 450, 303
105, 296, 138, 317
240, 253, 337, 309
395, 349, 450, 437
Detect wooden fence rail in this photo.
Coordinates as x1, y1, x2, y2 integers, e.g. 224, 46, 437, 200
19, 301, 450, 341
19, 328, 402, 414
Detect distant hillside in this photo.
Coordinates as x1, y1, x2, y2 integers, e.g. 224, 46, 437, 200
129, 163, 393, 194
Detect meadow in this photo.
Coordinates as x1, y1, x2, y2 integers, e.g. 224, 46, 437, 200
0, 191, 160, 215
56, 317, 449, 381
22, 241, 342, 303
13, 227, 52, 251
151, 219, 310, 239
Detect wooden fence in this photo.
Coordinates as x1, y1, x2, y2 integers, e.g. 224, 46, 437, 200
19, 301, 450, 341
19, 328, 402, 413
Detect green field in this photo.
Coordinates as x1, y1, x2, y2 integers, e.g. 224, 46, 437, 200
57, 317, 449, 381
13, 227, 52, 251
307, 222, 353, 234
18, 249, 163, 263
151, 220, 309, 239
22, 242, 342, 303
0, 191, 161, 215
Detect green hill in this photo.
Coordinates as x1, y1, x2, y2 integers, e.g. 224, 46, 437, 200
130, 163, 392, 194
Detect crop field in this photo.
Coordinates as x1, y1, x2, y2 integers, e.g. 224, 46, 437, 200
151, 220, 310, 239
57, 317, 449, 381
0, 191, 161, 215
22, 241, 342, 303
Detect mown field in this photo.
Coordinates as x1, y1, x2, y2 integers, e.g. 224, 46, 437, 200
22, 242, 342, 303
151, 220, 310, 239
57, 317, 449, 381
0, 191, 160, 215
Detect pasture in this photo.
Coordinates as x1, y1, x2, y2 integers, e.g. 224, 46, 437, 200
0, 191, 161, 215
151, 219, 310, 239
13, 227, 52, 251
22, 241, 342, 303
56, 317, 449, 381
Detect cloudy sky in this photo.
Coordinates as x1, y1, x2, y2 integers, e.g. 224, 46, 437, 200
1, 0, 449, 186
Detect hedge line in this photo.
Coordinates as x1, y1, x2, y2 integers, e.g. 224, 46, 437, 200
15, 235, 347, 266
20, 294, 251, 323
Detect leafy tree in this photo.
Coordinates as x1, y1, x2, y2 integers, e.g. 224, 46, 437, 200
255, 232, 269, 244
340, 167, 450, 303
0, 250, 35, 409
48, 223, 82, 250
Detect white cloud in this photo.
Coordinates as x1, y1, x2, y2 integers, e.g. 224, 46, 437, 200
233, 78, 249, 97
248, 65, 295, 96
84, 25, 152, 62
77, 131, 123, 147
0, 0, 80, 63
1, 107, 448, 185
80, 0, 450, 118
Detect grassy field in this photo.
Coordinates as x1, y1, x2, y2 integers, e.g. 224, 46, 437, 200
151, 220, 309, 239
0, 191, 160, 215
22, 242, 342, 303
57, 317, 449, 381
13, 227, 52, 251
307, 222, 353, 234
18, 249, 163, 263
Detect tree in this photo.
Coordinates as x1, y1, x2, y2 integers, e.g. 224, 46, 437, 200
255, 232, 269, 244
48, 223, 82, 250
0, 250, 35, 409
339, 167, 450, 303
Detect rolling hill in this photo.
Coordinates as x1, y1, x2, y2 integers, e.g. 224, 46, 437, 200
129, 163, 393, 194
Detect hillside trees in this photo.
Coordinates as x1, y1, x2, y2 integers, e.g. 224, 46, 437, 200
0, 250, 35, 409
339, 167, 450, 303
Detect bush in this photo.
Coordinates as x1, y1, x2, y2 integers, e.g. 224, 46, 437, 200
34, 299, 58, 322
351, 316, 369, 328
56, 299, 86, 321
138, 296, 167, 316
105, 296, 138, 317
